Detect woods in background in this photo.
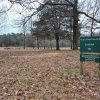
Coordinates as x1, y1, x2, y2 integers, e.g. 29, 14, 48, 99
0, 0, 100, 50
0, 33, 71, 49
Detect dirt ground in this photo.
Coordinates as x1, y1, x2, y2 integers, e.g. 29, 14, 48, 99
0, 48, 100, 100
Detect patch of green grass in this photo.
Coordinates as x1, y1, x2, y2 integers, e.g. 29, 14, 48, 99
53, 67, 80, 80
19, 78, 33, 86
62, 68, 80, 77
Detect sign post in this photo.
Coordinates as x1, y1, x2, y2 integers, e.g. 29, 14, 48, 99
99, 61, 100, 79
80, 36, 100, 77
80, 61, 83, 75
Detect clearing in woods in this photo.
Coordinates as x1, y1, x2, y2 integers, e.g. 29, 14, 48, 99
0, 48, 100, 99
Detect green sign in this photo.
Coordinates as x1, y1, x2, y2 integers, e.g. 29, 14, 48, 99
80, 36, 100, 63
80, 54, 100, 63
80, 36, 100, 53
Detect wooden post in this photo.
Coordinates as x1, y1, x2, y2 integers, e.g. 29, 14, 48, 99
99, 63, 100, 79
72, 0, 79, 50
23, 24, 26, 49
80, 62, 83, 75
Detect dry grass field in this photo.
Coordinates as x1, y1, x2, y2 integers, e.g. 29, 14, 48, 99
0, 48, 100, 100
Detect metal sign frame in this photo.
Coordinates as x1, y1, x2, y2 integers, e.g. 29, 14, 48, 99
80, 36, 100, 77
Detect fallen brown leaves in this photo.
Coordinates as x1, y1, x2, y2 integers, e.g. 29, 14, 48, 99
0, 49, 100, 100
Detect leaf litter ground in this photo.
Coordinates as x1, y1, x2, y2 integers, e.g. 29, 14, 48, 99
0, 48, 100, 100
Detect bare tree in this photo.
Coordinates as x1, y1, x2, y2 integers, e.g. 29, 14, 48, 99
7, 0, 100, 50
79, 0, 100, 36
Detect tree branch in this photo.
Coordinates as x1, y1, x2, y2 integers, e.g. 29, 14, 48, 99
78, 11, 100, 23
65, 0, 74, 6
0, 3, 14, 13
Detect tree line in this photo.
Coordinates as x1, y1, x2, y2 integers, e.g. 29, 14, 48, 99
0, 33, 33, 47
0, 0, 100, 50
0, 33, 72, 49
31, 0, 75, 50
0, 33, 23, 47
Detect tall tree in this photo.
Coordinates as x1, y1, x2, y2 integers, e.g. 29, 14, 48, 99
35, 0, 72, 50
8, 0, 100, 50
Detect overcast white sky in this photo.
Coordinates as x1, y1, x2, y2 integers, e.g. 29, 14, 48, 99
0, 0, 22, 34
0, 0, 89, 35
0, 0, 43, 34
0, 0, 100, 35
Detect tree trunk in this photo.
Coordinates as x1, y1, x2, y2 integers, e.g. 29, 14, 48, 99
70, 40, 73, 49
49, 36, 52, 50
90, 19, 94, 37
43, 36, 46, 49
72, 0, 79, 50
32, 36, 35, 49
23, 24, 26, 49
55, 33, 60, 50
36, 36, 39, 49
